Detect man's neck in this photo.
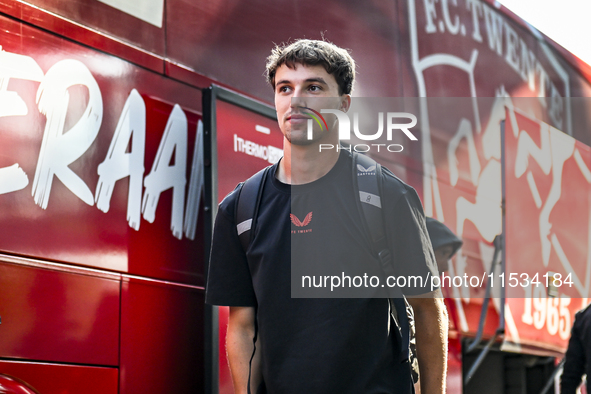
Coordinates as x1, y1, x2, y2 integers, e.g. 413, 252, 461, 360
276, 140, 340, 185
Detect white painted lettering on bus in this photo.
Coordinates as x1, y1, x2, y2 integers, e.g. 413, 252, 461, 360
424, 0, 565, 128
0, 48, 203, 240
233, 134, 282, 164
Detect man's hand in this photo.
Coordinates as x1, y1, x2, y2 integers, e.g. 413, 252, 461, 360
407, 290, 448, 394
227, 306, 261, 394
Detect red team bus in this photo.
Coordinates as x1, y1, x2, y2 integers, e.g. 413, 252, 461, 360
0, 0, 590, 393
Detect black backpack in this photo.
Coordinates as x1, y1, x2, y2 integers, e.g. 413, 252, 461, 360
235, 152, 419, 385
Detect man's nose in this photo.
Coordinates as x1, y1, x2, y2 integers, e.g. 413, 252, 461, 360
290, 94, 306, 109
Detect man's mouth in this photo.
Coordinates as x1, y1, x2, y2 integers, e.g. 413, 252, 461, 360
287, 113, 310, 123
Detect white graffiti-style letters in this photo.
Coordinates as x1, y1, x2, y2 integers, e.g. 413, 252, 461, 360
0, 47, 44, 194
0, 46, 204, 241
141, 104, 188, 240
33, 59, 103, 209
96, 89, 146, 230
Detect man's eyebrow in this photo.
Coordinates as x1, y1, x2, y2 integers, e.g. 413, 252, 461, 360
275, 77, 329, 86
304, 77, 328, 85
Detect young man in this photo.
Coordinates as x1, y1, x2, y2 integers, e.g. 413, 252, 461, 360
206, 39, 447, 394
561, 303, 591, 393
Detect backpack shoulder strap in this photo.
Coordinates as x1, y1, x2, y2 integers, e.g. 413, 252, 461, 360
353, 153, 391, 273
236, 166, 271, 252
235, 166, 271, 394
352, 152, 411, 364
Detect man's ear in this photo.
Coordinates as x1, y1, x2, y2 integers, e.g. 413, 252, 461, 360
340, 94, 352, 113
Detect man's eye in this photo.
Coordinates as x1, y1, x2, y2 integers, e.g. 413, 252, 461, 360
278, 86, 290, 93
309, 85, 322, 91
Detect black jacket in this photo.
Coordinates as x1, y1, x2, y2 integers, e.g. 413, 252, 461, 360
561, 303, 591, 393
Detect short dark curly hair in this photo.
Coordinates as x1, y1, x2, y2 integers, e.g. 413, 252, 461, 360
265, 39, 356, 95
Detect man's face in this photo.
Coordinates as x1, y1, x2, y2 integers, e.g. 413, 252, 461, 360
274, 63, 349, 146
434, 245, 454, 273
